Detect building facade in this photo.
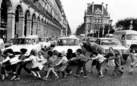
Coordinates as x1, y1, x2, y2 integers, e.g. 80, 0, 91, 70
84, 2, 110, 37
0, 0, 70, 42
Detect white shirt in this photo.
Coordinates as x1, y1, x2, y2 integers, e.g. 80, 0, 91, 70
57, 56, 68, 65
92, 54, 106, 63
24, 55, 37, 65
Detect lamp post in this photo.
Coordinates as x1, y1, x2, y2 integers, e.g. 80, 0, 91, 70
129, 20, 133, 30
108, 19, 113, 34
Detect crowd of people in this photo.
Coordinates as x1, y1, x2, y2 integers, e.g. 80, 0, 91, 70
0, 42, 136, 81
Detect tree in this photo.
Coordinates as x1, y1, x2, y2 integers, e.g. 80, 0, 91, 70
115, 18, 137, 31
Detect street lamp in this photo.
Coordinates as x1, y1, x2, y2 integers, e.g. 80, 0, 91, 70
108, 19, 113, 34
129, 20, 133, 30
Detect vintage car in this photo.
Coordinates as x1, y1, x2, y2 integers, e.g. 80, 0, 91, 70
95, 38, 130, 60
52, 36, 81, 54
3, 35, 42, 55
39, 37, 51, 49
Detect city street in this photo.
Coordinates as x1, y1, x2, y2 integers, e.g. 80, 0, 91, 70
1, 60, 137, 86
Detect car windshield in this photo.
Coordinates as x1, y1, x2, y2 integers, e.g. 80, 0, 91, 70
57, 38, 79, 46
101, 39, 121, 46
39, 38, 48, 42
11, 38, 32, 45
126, 34, 137, 40
89, 38, 96, 42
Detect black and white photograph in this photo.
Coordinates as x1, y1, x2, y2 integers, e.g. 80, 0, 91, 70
0, 0, 137, 86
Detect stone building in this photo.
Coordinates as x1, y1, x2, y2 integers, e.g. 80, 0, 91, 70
84, 2, 110, 37
0, 0, 70, 42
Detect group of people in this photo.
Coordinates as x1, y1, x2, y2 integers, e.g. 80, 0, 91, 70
0, 42, 137, 81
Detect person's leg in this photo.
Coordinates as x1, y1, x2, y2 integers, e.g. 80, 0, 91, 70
11, 64, 18, 80
36, 71, 41, 78
51, 68, 59, 79
23, 63, 32, 74
75, 62, 82, 76
81, 61, 87, 77
98, 63, 103, 77
129, 63, 134, 74
44, 68, 52, 79
66, 64, 72, 74
1, 67, 6, 80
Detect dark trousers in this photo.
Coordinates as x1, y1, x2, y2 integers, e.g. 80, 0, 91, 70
16, 62, 31, 75
66, 62, 72, 74
1, 64, 18, 75
76, 61, 87, 76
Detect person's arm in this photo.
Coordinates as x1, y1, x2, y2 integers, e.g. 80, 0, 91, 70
56, 59, 63, 66
0, 57, 10, 64
24, 56, 33, 62
108, 56, 117, 60
92, 55, 99, 60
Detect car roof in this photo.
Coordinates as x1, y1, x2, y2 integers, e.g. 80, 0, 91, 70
58, 36, 79, 40
39, 37, 48, 38
114, 30, 137, 34
97, 37, 118, 40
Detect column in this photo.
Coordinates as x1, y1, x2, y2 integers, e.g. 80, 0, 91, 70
26, 19, 31, 36
18, 16, 25, 37
32, 21, 37, 35
0, 9, 1, 29
36, 21, 40, 35
61, 29, 63, 36
7, 13, 15, 41
39, 22, 43, 36
44, 24, 47, 36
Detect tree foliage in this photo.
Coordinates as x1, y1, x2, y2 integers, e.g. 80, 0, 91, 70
115, 18, 137, 30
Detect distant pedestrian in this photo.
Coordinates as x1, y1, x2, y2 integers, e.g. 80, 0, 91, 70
129, 49, 137, 74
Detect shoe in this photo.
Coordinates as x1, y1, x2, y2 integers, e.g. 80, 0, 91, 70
14, 77, 20, 81
11, 75, 16, 80
129, 71, 133, 75
69, 71, 73, 74
42, 77, 48, 81
99, 74, 103, 78
120, 71, 124, 76
2, 75, 5, 81
74, 74, 80, 77
5, 74, 8, 77
55, 76, 59, 80
83, 76, 88, 78
104, 69, 107, 72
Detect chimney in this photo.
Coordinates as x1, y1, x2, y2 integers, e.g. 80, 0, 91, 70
92, 2, 94, 14
87, 3, 91, 8
106, 4, 108, 11
102, 2, 104, 15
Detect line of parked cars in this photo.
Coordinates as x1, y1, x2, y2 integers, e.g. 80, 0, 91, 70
2, 35, 56, 56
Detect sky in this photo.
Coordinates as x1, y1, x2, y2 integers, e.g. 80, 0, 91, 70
61, 0, 137, 34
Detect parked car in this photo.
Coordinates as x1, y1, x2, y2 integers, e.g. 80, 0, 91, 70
95, 38, 130, 61
129, 44, 137, 52
39, 37, 51, 49
0, 38, 4, 49
3, 35, 42, 55
53, 36, 81, 54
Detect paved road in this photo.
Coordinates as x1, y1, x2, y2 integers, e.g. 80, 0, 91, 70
1, 50, 137, 86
